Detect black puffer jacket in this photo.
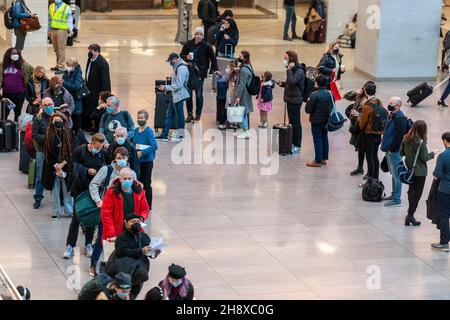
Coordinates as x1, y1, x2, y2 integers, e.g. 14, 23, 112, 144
279, 64, 305, 104
305, 87, 333, 124
317, 51, 344, 87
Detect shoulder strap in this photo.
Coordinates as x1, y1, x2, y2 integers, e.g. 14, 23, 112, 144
412, 139, 423, 170
242, 64, 254, 75
328, 90, 337, 114
20, 0, 31, 13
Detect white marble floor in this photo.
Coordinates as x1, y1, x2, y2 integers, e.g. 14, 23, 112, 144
0, 14, 450, 300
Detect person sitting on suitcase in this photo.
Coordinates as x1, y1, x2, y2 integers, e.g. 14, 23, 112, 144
156, 53, 190, 142
99, 96, 135, 145
180, 28, 220, 123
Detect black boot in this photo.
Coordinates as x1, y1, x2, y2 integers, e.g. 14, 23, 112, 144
185, 113, 194, 123
405, 216, 421, 226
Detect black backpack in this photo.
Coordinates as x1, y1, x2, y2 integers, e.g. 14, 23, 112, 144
176, 62, 201, 92
242, 65, 261, 96
362, 178, 385, 202
78, 273, 114, 300
4, 1, 15, 30
370, 102, 389, 132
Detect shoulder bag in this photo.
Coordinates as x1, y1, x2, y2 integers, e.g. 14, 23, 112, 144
397, 139, 423, 185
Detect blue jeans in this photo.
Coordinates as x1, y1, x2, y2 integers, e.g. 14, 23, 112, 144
91, 223, 103, 268
440, 80, 450, 101
186, 79, 205, 117
242, 113, 249, 130
52, 176, 73, 217
311, 123, 329, 163
386, 151, 402, 202
34, 151, 45, 202
283, 5, 297, 38
162, 99, 186, 138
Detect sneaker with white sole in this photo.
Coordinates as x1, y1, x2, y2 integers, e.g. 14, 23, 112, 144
292, 146, 301, 154
63, 245, 74, 259
233, 129, 243, 137
384, 200, 402, 207
236, 130, 249, 139
83, 244, 94, 258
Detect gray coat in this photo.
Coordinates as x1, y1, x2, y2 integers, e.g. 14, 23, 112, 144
234, 64, 254, 114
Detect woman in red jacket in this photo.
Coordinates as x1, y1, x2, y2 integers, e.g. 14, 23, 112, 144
101, 168, 149, 241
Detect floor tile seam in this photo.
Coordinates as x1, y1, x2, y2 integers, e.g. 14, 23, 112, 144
0, 185, 79, 296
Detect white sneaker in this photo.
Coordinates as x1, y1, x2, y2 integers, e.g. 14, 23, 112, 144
63, 245, 74, 259
233, 129, 243, 137
83, 244, 94, 258
292, 146, 301, 154
236, 130, 250, 139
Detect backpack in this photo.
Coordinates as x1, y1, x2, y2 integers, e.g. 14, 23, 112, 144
369, 101, 389, 132
242, 65, 261, 96
301, 65, 317, 101
78, 273, 114, 300
362, 178, 385, 202
175, 62, 201, 92
4, 1, 15, 30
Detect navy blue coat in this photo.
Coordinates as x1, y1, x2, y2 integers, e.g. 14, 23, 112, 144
63, 65, 83, 115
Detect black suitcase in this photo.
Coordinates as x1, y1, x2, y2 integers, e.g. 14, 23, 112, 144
273, 103, 293, 156
154, 92, 178, 132
19, 131, 30, 173
0, 120, 19, 151
407, 82, 433, 107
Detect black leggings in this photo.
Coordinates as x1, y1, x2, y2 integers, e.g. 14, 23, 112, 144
3, 91, 26, 122
407, 176, 426, 217
358, 149, 365, 170
139, 161, 154, 210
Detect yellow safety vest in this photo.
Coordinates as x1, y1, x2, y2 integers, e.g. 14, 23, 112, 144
49, 3, 70, 30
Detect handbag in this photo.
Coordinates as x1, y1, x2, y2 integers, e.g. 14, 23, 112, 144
74, 190, 100, 227
227, 104, 245, 123
75, 81, 91, 100
380, 156, 389, 173
326, 91, 346, 132
397, 140, 423, 185
18, 1, 41, 33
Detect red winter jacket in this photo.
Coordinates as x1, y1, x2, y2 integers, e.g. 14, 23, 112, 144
101, 178, 149, 241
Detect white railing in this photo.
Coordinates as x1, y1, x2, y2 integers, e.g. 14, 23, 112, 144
0, 265, 23, 300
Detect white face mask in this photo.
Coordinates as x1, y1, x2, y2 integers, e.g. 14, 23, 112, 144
170, 279, 182, 288
11, 54, 19, 62
282, 59, 288, 68
66, 66, 74, 72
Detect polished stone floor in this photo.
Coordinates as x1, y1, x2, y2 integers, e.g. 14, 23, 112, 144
0, 13, 450, 300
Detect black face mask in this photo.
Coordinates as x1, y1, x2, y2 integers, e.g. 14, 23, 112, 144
35, 76, 43, 81
333, 49, 340, 55
54, 121, 63, 129
387, 105, 396, 112
237, 57, 244, 63
88, 52, 94, 59
131, 222, 141, 234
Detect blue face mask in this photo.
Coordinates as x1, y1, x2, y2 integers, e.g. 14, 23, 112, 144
117, 159, 127, 168
116, 137, 126, 146
115, 292, 128, 300
121, 180, 133, 190
106, 106, 115, 114
44, 106, 54, 116
91, 147, 101, 155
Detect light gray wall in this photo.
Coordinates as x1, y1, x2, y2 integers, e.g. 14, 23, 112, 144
355, 0, 442, 80
325, 0, 358, 43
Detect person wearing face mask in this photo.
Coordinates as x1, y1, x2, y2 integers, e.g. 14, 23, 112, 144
380, 97, 410, 207
107, 127, 140, 178
31, 97, 55, 209
99, 96, 134, 144
64, 133, 108, 260
156, 53, 190, 141
215, 18, 239, 58
48, 0, 73, 74
25, 66, 49, 111
277, 50, 306, 153
0, 47, 34, 122
62, 57, 83, 133
159, 264, 194, 301
44, 76, 75, 129
132, 109, 158, 211
180, 27, 219, 123
317, 42, 345, 90
84, 44, 111, 132
101, 168, 149, 253
78, 271, 131, 300
42, 112, 74, 220
89, 147, 137, 277
431, 132, 450, 251
90, 90, 112, 134
106, 214, 156, 300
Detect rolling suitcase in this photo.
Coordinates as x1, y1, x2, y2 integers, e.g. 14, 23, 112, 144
273, 103, 293, 156
154, 80, 178, 132
0, 102, 19, 152
28, 158, 36, 189
19, 131, 31, 173
407, 82, 433, 107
